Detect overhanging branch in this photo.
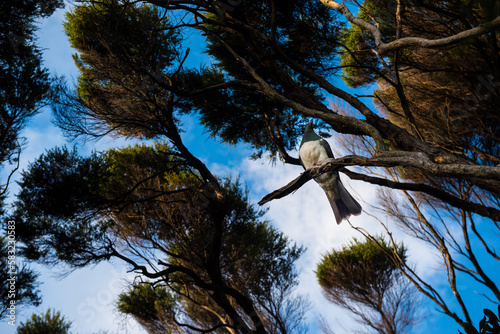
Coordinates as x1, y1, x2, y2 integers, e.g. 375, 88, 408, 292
342, 169, 500, 222
258, 154, 500, 222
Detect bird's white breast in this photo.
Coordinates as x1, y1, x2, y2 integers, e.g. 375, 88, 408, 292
299, 140, 329, 169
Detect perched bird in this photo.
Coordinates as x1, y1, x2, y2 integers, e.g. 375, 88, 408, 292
299, 121, 362, 224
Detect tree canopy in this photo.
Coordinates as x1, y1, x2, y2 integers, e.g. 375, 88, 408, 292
8, 0, 500, 333
0, 0, 64, 200
0, 0, 64, 317
317, 237, 418, 334
16, 308, 72, 334
14, 142, 305, 333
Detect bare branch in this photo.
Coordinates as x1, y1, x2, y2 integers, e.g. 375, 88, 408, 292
0, 146, 21, 197
350, 220, 468, 329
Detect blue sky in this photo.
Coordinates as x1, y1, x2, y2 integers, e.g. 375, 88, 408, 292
1, 1, 497, 333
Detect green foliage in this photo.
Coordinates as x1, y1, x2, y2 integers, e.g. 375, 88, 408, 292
0, 0, 63, 210
205, 1, 340, 76
219, 206, 304, 297
17, 308, 72, 334
316, 237, 416, 334
61, 0, 181, 139
115, 215, 304, 332
13, 146, 110, 263
316, 236, 406, 301
13, 142, 202, 265
460, 307, 500, 334
161, 175, 304, 296
316, 236, 405, 287
104, 142, 200, 196
64, 0, 179, 77
338, 0, 397, 88
117, 283, 175, 334
16, 147, 107, 219
179, 66, 311, 160
179, 0, 339, 160
117, 283, 177, 318
13, 139, 305, 331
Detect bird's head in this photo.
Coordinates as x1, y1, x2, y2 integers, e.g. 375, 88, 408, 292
305, 121, 314, 132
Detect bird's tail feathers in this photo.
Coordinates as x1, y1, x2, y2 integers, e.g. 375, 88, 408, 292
324, 191, 342, 224
324, 183, 362, 224
338, 181, 362, 216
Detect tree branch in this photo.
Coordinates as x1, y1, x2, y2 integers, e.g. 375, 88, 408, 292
341, 169, 500, 222
207, 28, 387, 152
259, 154, 500, 221
0, 146, 21, 197
320, 0, 500, 55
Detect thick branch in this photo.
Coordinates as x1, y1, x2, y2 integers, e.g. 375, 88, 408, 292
259, 155, 500, 221
341, 169, 500, 222
327, 153, 500, 180
320, 0, 500, 55
208, 29, 387, 151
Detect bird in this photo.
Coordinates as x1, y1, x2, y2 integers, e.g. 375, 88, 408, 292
299, 121, 362, 224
